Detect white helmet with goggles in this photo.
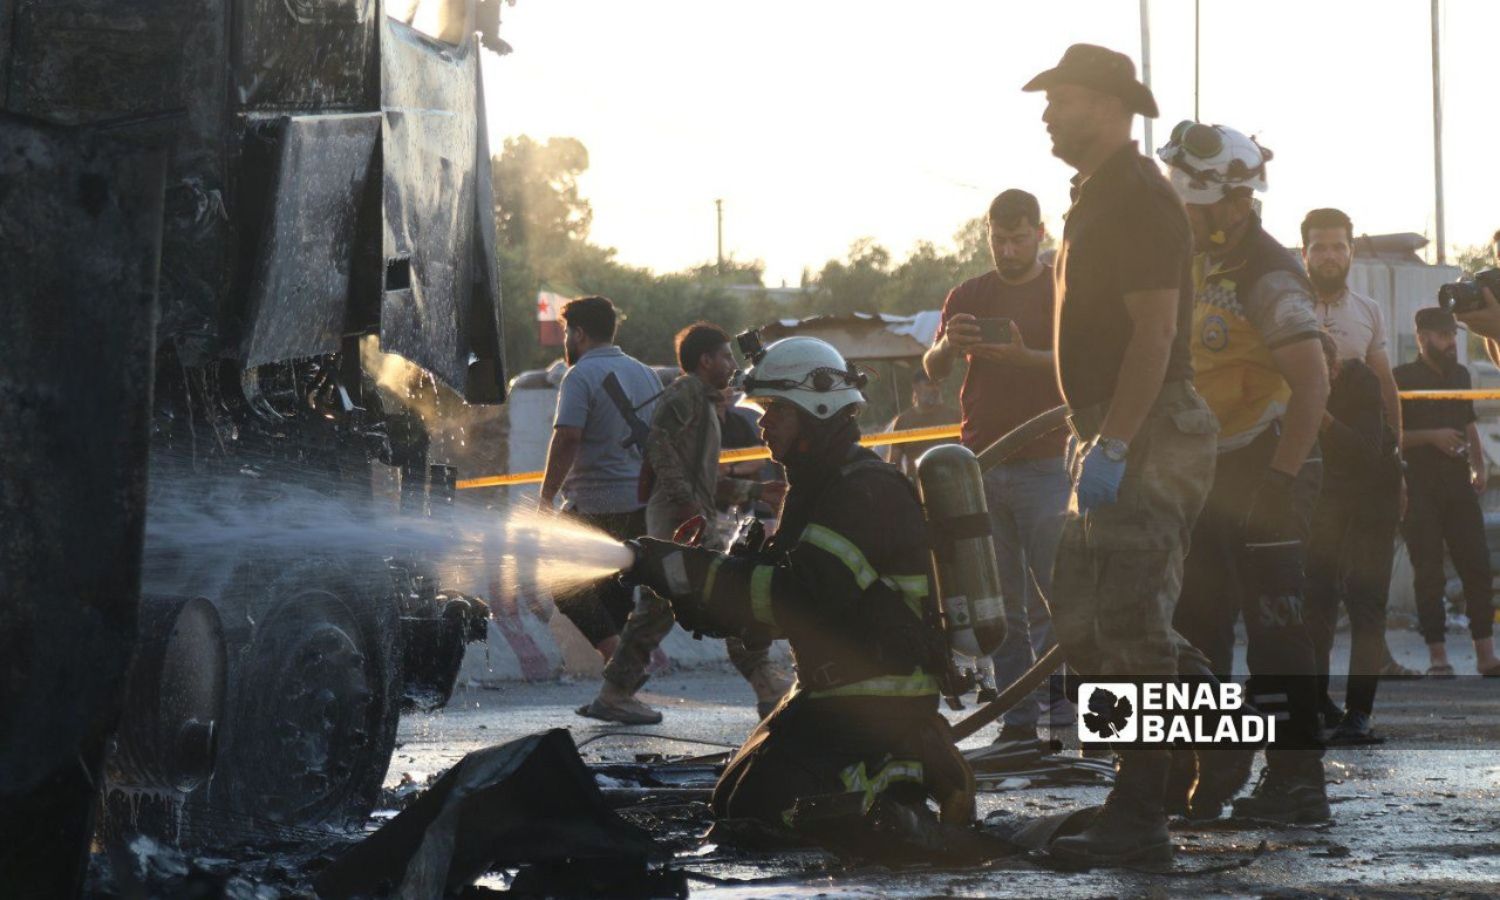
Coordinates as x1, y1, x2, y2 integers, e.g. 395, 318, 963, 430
736, 336, 867, 420
1157, 120, 1272, 205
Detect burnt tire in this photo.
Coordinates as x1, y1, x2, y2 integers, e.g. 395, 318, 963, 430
199, 556, 402, 833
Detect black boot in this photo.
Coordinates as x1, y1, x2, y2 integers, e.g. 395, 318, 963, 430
1317, 694, 1343, 733
1050, 747, 1173, 867
1326, 710, 1383, 746
1172, 661, 1259, 820
1188, 744, 1257, 820
1231, 756, 1331, 825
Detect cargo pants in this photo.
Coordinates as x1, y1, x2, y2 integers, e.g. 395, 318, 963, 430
1173, 425, 1326, 762
602, 503, 777, 696
1048, 382, 1219, 684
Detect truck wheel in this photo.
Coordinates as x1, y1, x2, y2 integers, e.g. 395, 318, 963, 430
203, 560, 401, 832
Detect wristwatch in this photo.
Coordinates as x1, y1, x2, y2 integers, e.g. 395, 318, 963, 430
1099, 437, 1130, 462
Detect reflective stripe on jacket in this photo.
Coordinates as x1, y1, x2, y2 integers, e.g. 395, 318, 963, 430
703, 446, 941, 702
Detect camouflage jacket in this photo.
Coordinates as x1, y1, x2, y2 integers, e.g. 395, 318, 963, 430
645, 374, 756, 524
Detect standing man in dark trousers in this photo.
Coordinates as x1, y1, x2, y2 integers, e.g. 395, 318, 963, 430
1300, 207, 1417, 685
1396, 309, 1500, 678
539, 296, 663, 676
1306, 333, 1399, 744
1160, 121, 1332, 825
1021, 45, 1219, 866
923, 188, 1070, 749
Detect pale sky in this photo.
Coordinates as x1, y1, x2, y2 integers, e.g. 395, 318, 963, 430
484, 0, 1497, 287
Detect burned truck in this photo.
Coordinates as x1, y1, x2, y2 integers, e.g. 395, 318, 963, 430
0, 0, 510, 859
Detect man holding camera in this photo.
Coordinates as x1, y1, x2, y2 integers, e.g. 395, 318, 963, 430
1451, 229, 1500, 367
923, 188, 1070, 751
1395, 308, 1500, 678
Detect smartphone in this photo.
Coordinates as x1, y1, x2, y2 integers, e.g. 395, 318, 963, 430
975, 317, 1012, 344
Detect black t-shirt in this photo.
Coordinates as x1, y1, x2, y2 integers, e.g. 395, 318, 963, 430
1394, 358, 1476, 477
1054, 142, 1195, 411
1323, 358, 1387, 495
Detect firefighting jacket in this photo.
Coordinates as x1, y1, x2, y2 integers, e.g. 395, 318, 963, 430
699, 443, 943, 704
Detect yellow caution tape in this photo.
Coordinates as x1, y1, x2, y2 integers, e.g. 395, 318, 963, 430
457, 470, 556, 489
456, 423, 963, 490
1397, 389, 1500, 400
457, 390, 1500, 490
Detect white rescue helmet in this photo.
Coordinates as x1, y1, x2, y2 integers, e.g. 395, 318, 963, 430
738, 336, 867, 420
1157, 120, 1272, 205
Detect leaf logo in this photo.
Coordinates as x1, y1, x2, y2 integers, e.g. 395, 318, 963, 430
1077, 683, 1139, 742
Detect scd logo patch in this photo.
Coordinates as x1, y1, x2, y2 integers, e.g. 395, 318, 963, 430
1200, 314, 1229, 351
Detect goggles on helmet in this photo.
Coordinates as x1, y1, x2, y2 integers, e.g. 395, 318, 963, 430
736, 365, 868, 394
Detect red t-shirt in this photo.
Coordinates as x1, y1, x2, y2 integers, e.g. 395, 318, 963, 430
936, 267, 1066, 460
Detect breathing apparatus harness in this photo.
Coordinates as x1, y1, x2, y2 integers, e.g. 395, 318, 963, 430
621, 330, 1009, 707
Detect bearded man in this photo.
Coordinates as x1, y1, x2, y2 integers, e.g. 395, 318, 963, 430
1395, 309, 1500, 678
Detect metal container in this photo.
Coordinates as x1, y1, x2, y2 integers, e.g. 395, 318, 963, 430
916, 444, 1007, 658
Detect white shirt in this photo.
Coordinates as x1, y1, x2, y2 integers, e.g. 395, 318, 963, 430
1315, 287, 1386, 362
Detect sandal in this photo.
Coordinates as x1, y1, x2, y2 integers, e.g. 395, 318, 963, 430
1426, 664, 1456, 680
1478, 662, 1500, 678
1379, 659, 1425, 680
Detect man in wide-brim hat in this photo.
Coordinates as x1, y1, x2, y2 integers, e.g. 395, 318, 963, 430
1022, 43, 1224, 868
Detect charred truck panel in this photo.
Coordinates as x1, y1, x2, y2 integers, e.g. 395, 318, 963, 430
0, 120, 166, 895
1, 0, 508, 845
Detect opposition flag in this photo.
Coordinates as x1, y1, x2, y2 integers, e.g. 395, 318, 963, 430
536, 289, 566, 346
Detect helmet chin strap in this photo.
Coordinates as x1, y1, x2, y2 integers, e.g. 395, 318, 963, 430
1206, 198, 1253, 252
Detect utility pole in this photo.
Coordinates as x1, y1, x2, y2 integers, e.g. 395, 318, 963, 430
1430, 0, 1446, 264
1194, 0, 1201, 121
1140, 0, 1153, 154
714, 198, 724, 274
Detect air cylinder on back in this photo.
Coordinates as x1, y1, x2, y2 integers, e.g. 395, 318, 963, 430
916, 443, 1006, 658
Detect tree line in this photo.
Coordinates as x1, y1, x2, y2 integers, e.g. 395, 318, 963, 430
493, 135, 994, 378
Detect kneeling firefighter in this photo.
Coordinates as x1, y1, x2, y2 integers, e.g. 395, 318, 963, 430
625, 336, 976, 840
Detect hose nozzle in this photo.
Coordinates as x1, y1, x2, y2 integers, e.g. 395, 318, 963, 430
617, 539, 645, 586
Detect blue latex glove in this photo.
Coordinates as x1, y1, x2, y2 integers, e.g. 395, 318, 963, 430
1076, 444, 1127, 512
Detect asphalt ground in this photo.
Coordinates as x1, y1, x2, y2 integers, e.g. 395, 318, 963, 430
394, 629, 1500, 898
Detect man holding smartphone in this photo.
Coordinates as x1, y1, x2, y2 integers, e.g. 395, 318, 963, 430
923, 188, 1071, 750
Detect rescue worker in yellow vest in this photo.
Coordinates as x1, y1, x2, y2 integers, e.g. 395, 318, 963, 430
1159, 122, 1333, 824
624, 336, 975, 841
